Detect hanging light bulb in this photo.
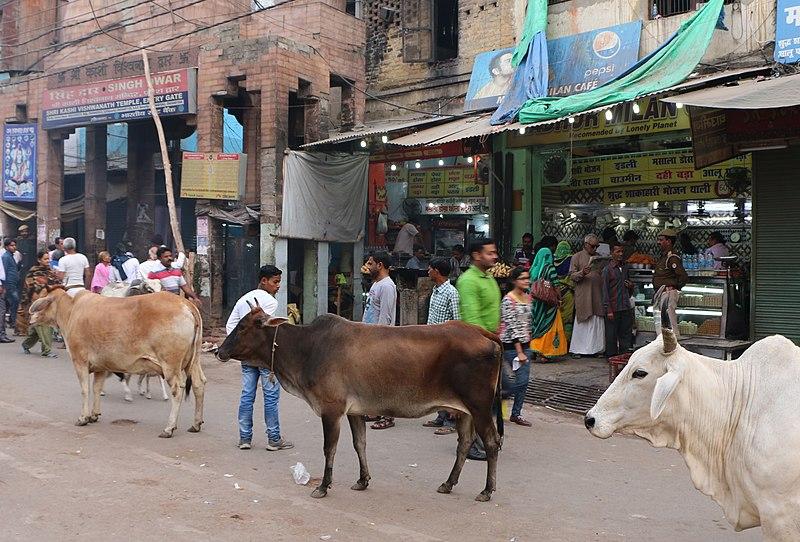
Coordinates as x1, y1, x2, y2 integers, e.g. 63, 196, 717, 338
605, 109, 613, 121
438, 159, 445, 166
652, 217, 660, 225
632, 102, 640, 114
568, 117, 575, 124
414, 161, 422, 169
390, 164, 397, 171
619, 202, 627, 208
467, 156, 474, 164
381, 135, 388, 144
518, 127, 526, 135
359, 140, 367, 148
676, 102, 684, 109
618, 216, 627, 224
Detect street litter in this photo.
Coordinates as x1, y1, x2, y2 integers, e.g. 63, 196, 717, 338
408, 463, 418, 468
224, 473, 233, 477
290, 462, 311, 485
234, 482, 242, 490
320, 536, 331, 541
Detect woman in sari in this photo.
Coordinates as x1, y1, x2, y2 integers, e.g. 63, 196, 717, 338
554, 241, 575, 343
530, 236, 568, 359
91, 251, 121, 293
19, 250, 62, 357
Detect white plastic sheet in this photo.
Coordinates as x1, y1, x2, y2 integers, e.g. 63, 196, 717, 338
281, 151, 368, 242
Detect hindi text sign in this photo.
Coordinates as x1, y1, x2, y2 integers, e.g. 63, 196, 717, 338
180, 152, 248, 200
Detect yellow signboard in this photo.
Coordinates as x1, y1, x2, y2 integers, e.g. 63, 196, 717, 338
386, 166, 485, 197
508, 96, 690, 146
603, 180, 729, 204
180, 152, 247, 200
566, 150, 751, 190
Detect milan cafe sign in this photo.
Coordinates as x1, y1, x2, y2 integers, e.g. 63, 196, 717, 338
41, 68, 198, 130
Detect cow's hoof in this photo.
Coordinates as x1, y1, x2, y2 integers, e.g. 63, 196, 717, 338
139, 390, 146, 396
437, 483, 453, 494
158, 430, 174, 438
350, 479, 369, 491
187, 424, 202, 433
474, 491, 492, 502
311, 487, 328, 498
88, 414, 99, 423
75, 418, 89, 426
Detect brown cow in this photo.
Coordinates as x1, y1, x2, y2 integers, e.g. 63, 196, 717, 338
29, 289, 206, 437
217, 307, 503, 502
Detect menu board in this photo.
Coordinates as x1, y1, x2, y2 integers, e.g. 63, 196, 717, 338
391, 166, 485, 198
180, 152, 247, 200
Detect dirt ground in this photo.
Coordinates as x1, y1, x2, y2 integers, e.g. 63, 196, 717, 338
0, 343, 760, 541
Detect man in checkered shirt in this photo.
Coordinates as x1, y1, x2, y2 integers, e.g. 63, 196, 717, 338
422, 257, 461, 435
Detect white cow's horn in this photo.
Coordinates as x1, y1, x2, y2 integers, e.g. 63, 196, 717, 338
662, 328, 678, 354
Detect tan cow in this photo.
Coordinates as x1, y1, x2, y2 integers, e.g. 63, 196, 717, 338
29, 289, 206, 437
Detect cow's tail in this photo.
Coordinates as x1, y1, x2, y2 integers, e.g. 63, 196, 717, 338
493, 343, 504, 441
184, 302, 205, 401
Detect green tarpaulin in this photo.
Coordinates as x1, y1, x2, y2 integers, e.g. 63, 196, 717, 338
518, 0, 724, 124
512, 0, 547, 67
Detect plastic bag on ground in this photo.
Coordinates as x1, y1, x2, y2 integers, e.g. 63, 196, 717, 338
290, 462, 311, 485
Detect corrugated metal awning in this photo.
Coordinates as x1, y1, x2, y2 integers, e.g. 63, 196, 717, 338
300, 117, 448, 148
661, 73, 800, 109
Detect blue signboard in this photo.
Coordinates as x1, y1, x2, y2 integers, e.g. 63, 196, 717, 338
464, 22, 642, 112
776, 0, 800, 63
2, 123, 37, 202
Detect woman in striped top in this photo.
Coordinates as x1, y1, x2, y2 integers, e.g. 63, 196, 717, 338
498, 266, 533, 427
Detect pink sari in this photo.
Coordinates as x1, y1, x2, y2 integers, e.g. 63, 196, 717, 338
91, 263, 112, 293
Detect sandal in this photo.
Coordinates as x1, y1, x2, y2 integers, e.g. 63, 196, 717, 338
370, 417, 395, 430
434, 426, 456, 435
363, 415, 381, 422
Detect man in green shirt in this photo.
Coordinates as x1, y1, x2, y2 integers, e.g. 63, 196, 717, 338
456, 239, 501, 461
457, 239, 501, 333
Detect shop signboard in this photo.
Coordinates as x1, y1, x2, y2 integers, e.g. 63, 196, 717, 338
464, 22, 642, 112
422, 197, 489, 215
509, 97, 689, 146
394, 166, 484, 198
41, 68, 198, 130
689, 107, 735, 168
180, 152, 247, 200
725, 107, 800, 143
565, 149, 751, 190
2, 123, 37, 202
775, 0, 800, 63
602, 180, 733, 204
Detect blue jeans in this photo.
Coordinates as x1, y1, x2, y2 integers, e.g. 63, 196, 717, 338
501, 348, 532, 418
238, 364, 282, 442
5, 287, 19, 328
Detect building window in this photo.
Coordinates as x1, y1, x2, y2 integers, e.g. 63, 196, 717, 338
346, 0, 363, 18
402, 0, 458, 63
651, 0, 697, 18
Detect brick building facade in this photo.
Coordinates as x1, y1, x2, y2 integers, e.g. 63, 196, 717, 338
0, 0, 365, 324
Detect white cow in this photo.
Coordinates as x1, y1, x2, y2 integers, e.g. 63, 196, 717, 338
585, 330, 800, 541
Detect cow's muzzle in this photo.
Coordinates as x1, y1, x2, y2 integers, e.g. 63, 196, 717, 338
584, 415, 595, 429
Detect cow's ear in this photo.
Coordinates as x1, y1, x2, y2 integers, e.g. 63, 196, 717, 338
262, 317, 290, 328
650, 369, 681, 420
29, 295, 55, 314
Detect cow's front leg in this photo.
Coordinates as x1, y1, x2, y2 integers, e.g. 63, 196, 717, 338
347, 414, 370, 490
438, 413, 474, 494
89, 371, 108, 423
311, 413, 342, 498
159, 370, 184, 438
73, 363, 91, 426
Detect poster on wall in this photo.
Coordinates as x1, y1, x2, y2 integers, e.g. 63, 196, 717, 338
464, 22, 642, 112
2, 123, 37, 202
775, 0, 800, 63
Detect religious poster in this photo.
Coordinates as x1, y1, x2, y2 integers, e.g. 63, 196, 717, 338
2, 123, 37, 202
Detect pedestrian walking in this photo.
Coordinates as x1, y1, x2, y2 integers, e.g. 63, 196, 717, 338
56, 237, 91, 297
90, 251, 122, 293
362, 251, 398, 430
2, 238, 21, 333
530, 237, 568, 359
422, 257, 460, 435
553, 240, 575, 343
147, 247, 201, 303
602, 242, 634, 357
457, 239, 501, 460
499, 266, 534, 427
653, 229, 688, 337
20, 250, 61, 358
227, 265, 294, 451
0, 243, 13, 344
569, 234, 606, 357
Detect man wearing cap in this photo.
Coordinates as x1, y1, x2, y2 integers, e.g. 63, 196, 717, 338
653, 228, 688, 336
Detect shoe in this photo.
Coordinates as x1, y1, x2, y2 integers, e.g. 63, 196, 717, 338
238, 439, 252, 450
266, 439, 294, 451
0, 337, 14, 343
41, 352, 58, 358
510, 415, 532, 427
22, 345, 31, 354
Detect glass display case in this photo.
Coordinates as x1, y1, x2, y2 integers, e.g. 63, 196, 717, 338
630, 269, 740, 340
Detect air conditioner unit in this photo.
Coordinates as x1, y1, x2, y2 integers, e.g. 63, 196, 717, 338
541, 149, 572, 187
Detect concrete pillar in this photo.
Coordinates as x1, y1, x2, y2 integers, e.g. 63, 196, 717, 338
352, 241, 364, 321
274, 237, 288, 318
242, 92, 261, 205
37, 131, 65, 252
126, 123, 156, 259
205, 217, 225, 326
84, 125, 108, 260
302, 240, 318, 324
317, 241, 329, 317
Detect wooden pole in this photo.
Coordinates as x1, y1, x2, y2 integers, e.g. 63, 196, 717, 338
141, 49, 184, 254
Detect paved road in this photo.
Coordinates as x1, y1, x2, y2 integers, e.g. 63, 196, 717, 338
0, 343, 759, 541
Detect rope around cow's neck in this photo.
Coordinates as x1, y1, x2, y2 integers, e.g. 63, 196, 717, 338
269, 321, 288, 383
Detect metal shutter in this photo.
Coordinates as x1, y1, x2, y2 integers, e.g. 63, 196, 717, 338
752, 148, 800, 343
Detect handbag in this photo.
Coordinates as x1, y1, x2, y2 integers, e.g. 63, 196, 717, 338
531, 278, 561, 307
